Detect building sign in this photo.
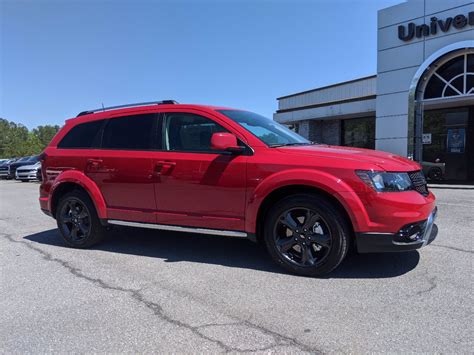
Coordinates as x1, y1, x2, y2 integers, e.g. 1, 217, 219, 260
422, 133, 432, 145
447, 128, 465, 153
398, 11, 474, 42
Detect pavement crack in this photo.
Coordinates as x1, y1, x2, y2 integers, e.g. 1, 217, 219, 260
431, 244, 474, 254
3, 233, 321, 354
240, 320, 319, 353
416, 276, 437, 296
196, 320, 320, 353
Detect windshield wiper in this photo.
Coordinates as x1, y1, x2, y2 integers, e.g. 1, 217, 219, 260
269, 142, 314, 148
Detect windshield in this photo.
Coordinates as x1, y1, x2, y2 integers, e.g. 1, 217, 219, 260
218, 110, 310, 147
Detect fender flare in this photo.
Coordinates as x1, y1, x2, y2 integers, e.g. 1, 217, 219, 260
245, 169, 369, 233
49, 170, 107, 219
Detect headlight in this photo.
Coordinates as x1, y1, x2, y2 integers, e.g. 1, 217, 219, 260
355, 170, 413, 192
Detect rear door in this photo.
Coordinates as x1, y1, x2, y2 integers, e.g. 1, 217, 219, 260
151, 111, 248, 231
85, 113, 160, 223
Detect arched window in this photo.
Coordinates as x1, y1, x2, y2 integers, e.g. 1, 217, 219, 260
407, 42, 474, 161
423, 53, 474, 100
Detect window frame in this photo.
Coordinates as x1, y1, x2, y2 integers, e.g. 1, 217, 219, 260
423, 53, 474, 100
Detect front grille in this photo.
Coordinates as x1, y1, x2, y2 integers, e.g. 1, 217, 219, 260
409, 170, 429, 196
19, 169, 35, 173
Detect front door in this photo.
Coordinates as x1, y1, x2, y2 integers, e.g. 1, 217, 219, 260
152, 112, 247, 231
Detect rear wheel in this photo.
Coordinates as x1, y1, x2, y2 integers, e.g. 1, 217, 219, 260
56, 190, 106, 248
264, 194, 350, 276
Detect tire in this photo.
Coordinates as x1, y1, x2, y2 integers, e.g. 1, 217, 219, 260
56, 190, 106, 248
263, 194, 350, 276
428, 167, 442, 181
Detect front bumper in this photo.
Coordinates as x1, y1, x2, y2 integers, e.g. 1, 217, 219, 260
16, 170, 39, 180
356, 207, 438, 253
0, 170, 11, 178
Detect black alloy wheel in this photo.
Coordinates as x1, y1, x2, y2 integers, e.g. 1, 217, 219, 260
56, 190, 106, 248
59, 198, 91, 243
274, 207, 332, 267
264, 194, 350, 276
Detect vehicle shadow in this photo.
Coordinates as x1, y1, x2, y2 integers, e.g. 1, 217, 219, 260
24, 227, 420, 279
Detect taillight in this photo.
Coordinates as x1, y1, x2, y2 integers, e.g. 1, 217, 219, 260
39, 152, 48, 162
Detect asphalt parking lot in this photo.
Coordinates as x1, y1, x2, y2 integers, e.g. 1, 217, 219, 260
1, 180, 473, 353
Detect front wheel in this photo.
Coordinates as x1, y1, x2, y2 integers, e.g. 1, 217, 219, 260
264, 194, 350, 276
56, 190, 106, 248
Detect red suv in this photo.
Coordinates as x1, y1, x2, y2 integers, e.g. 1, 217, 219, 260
39, 101, 437, 276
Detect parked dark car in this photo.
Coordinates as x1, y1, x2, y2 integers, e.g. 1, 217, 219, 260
421, 159, 445, 181
9, 156, 40, 179
0, 158, 18, 179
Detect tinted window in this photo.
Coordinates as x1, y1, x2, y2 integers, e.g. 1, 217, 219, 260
164, 113, 228, 152
58, 120, 104, 149
102, 114, 157, 150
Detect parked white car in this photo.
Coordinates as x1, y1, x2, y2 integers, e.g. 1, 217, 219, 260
15, 161, 42, 182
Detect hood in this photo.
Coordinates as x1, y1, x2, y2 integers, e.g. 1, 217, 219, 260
276, 144, 421, 171
10, 160, 36, 168
17, 162, 41, 170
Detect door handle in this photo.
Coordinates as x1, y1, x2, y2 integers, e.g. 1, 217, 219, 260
87, 158, 103, 168
155, 161, 176, 175
157, 161, 176, 167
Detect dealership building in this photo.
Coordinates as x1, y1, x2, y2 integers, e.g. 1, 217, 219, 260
274, 0, 474, 181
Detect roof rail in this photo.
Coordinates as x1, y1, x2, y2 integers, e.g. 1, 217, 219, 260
76, 100, 178, 117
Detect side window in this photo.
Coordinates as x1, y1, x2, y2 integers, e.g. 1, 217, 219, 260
164, 113, 228, 152
102, 114, 159, 150
58, 120, 104, 149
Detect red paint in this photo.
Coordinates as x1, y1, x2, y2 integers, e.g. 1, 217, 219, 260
40, 103, 436, 237
210, 132, 240, 151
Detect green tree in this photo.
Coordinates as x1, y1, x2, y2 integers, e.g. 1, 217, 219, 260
0, 118, 60, 158
32, 125, 60, 147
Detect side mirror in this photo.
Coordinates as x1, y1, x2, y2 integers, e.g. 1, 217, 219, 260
210, 132, 245, 154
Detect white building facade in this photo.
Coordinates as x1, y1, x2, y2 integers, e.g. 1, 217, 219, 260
274, 0, 474, 181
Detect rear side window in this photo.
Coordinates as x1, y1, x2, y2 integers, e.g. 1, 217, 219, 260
102, 114, 157, 150
58, 120, 104, 149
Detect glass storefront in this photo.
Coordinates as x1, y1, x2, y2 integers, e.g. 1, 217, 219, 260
341, 117, 375, 149
423, 107, 473, 181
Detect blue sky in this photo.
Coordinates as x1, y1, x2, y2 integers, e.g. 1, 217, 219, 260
1, 0, 402, 129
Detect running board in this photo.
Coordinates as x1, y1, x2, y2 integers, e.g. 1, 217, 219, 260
107, 219, 248, 238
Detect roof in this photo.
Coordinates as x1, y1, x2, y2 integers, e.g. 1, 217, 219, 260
72, 103, 239, 120
277, 75, 377, 100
